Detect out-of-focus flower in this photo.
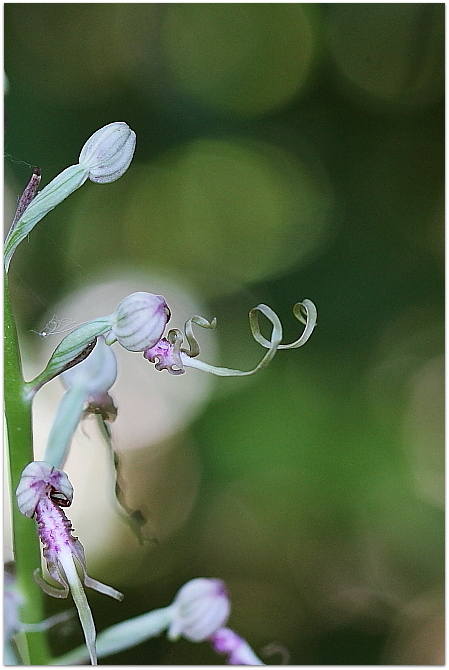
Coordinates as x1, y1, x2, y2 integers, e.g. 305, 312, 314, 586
16, 461, 123, 665
4, 568, 75, 665
61, 334, 118, 396
4, 570, 23, 643
52, 577, 263, 666
167, 578, 230, 642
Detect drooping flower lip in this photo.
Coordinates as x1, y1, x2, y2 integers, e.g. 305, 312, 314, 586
15, 461, 73, 518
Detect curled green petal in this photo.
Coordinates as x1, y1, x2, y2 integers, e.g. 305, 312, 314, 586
250, 299, 317, 350
181, 304, 282, 377
182, 315, 217, 358
281, 299, 317, 349
167, 328, 184, 360
33, 569, 69, 599
24, 317, 113, 399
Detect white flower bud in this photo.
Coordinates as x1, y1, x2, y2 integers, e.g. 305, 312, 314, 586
16, 461, 73, 518
61, 335, 117, 394
108, 292, 170, 352
78, 122, 136, 184
167, 578, 230, 643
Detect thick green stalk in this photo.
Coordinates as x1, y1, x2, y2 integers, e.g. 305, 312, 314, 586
4, 275, 51, 664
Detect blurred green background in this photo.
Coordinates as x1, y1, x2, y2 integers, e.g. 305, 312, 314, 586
4, 3, 444, 665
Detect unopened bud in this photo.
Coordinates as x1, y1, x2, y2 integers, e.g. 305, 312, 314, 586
78, 121, 136, 184
167, 578, 230, 643
107, 292, 170, 352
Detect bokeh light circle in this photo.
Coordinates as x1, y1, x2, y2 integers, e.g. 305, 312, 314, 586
327, 4, 444, 109
162, 4, 320, 117
123, 137, 332, 294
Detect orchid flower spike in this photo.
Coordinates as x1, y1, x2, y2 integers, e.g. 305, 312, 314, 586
16, 461, 123, 665
25, 292, 171, 397
44, 336, 118, 469
143, 299, 317, 377
4, 122, 136, 271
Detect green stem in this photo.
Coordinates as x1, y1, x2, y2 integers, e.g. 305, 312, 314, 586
4, 275, 51, 664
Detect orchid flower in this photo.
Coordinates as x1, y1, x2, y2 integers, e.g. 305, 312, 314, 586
52, 577, 263, 666
16, 462, 123, 665
26, 293, 316, 397
24, 292, 171, 398
43, 334, 147, 539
